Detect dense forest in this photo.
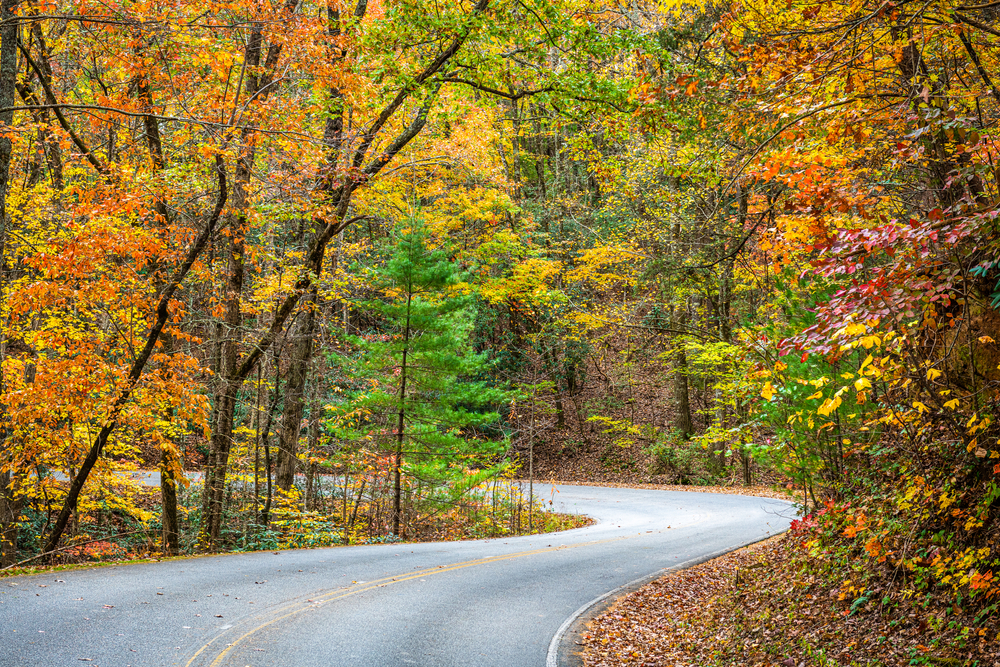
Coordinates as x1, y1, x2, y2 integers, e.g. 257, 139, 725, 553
0, 0, 997, 630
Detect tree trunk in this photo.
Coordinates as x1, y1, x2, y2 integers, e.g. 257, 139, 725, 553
393, 344, 408, 537
259, 352, 281, 526
0, 471, 20, 567
0, 0, 19, 567
159, 447, 180, 555
17, 25, 62, 191
672, 306, 694, 439
304, 384, 322, 511
202, 377, 239, 547
393, 293, 412, 538
276, 291, 318, 492
136, 43, 181, 557
199, 22, 263, 545
199, 198, 248, 546
542, 348, 565, 429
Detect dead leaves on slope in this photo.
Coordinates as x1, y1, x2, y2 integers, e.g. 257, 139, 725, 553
582, 537, 1000, 667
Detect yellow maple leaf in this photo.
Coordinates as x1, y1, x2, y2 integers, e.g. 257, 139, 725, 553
761, 382, 776, 400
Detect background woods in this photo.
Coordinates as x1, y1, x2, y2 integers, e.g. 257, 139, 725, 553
0, 0, 998, 640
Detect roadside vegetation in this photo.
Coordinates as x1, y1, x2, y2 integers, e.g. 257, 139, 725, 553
583, 535, 1000, 667
3, 473, 587, 574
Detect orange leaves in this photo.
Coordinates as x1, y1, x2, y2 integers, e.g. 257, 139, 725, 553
1, 184, 210, 495
863, 536, 886, 562
841, 512, 868, 539
969, 570, 995, 595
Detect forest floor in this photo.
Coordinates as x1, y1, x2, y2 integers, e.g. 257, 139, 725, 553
530, 428, 785, 488
579, 535, 1000, 667
529, 419, 795, 501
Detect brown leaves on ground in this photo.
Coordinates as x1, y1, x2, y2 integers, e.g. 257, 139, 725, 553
582, 536, 1000, 667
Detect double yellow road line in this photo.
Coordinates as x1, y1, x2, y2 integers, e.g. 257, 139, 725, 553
183, 534, 650, 667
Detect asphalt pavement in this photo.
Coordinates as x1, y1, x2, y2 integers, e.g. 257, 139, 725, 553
0, 484, 794, 667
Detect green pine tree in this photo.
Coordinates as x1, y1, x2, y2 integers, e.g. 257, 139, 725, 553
331, 222, 510, 537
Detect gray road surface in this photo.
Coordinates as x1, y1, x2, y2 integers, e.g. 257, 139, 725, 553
0, 485, 794, 667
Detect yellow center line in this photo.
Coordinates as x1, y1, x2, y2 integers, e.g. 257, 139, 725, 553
184, 530, 679, 667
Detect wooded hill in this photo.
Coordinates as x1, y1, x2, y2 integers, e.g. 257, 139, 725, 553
0, 0, 997, 625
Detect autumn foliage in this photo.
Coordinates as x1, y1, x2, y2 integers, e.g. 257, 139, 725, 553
0, 1, 997, 650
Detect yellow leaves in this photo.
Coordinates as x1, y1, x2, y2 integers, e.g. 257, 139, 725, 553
858, 334, 882, 349
978, 336, 994, 344
806, 390, 824, 400
817, 395, 842, 417
925, 368, 942, 381
853, 377, 871, 391
912, 401, 930, 414
760, 382, 776, 400
481, 257, 563, 307
939, 491, 955, 510
838, 322, 867, 337
658, 0, 710, 16
944, 399, 960, 410
564, 243, 639, 288
969, 417, 991, 435
836, 322, 882, 351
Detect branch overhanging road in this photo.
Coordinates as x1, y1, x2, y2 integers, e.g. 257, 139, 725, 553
0, 485, 794, 667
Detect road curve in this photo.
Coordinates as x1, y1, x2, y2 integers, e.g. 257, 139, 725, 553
0, 485, 794, 667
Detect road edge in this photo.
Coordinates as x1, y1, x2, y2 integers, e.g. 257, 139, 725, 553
545, 531, 787, 667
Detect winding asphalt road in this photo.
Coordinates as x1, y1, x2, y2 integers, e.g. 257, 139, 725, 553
0, 485, 794, 667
